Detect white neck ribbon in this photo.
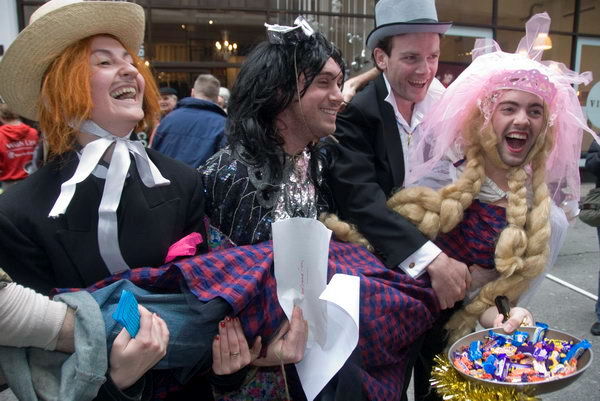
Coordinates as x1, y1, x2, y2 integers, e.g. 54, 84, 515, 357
48, 120, 171, 275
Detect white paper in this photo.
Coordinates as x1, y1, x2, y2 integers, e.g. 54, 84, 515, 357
273, 217, 331, 347
295, 273, 360, 401
272, 218, 360, 401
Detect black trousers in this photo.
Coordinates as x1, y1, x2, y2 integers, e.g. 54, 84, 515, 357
288, 346, 366, 401
413, 303, 462, 401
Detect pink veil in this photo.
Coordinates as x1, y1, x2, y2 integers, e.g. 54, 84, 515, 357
406, 12, 598, 206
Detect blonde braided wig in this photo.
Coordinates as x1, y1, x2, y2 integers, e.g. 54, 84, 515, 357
324, 101, 554, 344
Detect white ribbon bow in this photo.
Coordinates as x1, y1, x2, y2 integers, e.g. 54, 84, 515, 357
49, 120, 170, 275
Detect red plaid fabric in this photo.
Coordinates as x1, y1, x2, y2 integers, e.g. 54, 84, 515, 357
62, 241, 439, 400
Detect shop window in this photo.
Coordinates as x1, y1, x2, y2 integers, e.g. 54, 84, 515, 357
149, 0, 267, 7
496, 29, 571, 66
268, 0, 375, 14
497, 0, 575, 32
268, 13, 374, 75
437, 36, 477, 87
575, 39, 600, 150
149, 8, 267, 63
437, 0, 493, 25
578, 0, 600, 35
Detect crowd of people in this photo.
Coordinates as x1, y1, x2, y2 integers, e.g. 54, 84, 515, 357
0, 0, 597, 400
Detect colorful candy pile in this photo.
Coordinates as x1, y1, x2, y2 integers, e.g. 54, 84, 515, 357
452, 323, 591, 383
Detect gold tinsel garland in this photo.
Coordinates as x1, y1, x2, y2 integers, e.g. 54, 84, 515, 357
430, 355, 540, 401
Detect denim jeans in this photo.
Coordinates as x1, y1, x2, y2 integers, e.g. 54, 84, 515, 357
89, 280, 231, 383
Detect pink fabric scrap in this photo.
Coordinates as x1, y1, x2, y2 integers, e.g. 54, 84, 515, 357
164, 232, 204, 263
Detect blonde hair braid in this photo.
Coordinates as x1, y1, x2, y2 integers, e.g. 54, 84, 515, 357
330, 111, 488, 245
445, 122, 554, 345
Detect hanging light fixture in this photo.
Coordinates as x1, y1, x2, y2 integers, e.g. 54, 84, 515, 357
215, 40, 238, 56
533, 33, 552, 50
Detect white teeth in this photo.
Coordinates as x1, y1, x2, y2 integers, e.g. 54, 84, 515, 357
506, 133, 527, 140
321, 108, 337, 115
110, 87, 137, 99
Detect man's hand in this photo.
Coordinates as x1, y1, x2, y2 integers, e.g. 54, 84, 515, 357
341, 67, 380, 104
253, 305, 308, 367
109, 305, 169, 390
492, 307, 533, 334
426, 252, 470, 310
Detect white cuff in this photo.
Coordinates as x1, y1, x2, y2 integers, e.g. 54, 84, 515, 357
398, 241, 442, 278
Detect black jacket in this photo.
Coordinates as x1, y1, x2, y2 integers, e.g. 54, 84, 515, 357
328, 75, 429, 268
586, 141, 600, 188
0, 148, 211, 400
0, 148, 207, 294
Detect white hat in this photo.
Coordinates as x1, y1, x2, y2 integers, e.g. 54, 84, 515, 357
366, 0, 452, 50
0, 0, 145, 121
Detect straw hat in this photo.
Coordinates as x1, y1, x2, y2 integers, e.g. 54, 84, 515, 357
0, 0, 145, 121
366, 0, 452, 50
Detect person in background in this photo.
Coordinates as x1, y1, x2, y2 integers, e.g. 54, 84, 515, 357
585, 140, 600, 336
218, 86, 230, 112
158, 87, 178, 119
145, 87, 178, 147
0, 103, 39, 190
152, 74, 227, 168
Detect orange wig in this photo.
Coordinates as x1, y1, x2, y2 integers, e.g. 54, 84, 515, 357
39, 35, 160, 156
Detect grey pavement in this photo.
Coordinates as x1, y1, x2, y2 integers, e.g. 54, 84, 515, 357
525, 183, 600, 401
2, 186, 600, 400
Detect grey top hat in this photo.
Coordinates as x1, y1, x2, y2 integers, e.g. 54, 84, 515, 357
366, 0, 452, 50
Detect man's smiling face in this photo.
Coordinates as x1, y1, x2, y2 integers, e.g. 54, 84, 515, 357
491, 89, 545, 167
375, 32, 440, 106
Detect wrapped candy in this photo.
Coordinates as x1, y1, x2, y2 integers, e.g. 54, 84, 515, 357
468, 340, 483, 361
563, 339, 591, 363
531, 322, 548, 343
450, 325, 591, 384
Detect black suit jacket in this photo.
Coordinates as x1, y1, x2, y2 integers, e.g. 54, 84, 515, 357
0, 148, 207, 295
329, 74, 429, 268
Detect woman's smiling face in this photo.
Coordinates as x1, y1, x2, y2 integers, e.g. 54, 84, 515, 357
89, 35, 145, 136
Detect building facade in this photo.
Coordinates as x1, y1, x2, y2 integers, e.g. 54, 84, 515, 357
6, 0, 600, 147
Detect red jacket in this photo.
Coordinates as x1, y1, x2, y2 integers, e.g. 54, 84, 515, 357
0, 122, 39, 181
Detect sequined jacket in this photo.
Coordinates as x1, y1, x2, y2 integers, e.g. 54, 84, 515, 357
201, 145, 333, 245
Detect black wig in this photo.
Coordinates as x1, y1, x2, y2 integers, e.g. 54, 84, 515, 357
226, 31, 345, 182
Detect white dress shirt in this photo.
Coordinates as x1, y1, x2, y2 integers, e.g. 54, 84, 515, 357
382, 73, 445, 278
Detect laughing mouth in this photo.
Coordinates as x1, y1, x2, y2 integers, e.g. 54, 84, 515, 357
505, 131, 528, 152
110, 86, 137, 100
320, 108, 337, 116
408, 79, 428, 88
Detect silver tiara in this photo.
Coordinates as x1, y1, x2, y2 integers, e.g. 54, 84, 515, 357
264, 16, 315, 45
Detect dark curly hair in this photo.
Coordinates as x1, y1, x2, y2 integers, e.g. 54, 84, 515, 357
226, 31, 345, 182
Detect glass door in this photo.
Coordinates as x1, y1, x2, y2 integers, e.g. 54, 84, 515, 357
574, 37, 600, 154
438, 26, 492, 87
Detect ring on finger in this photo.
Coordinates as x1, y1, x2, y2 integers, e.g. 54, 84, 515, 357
230, 352, 241, 358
